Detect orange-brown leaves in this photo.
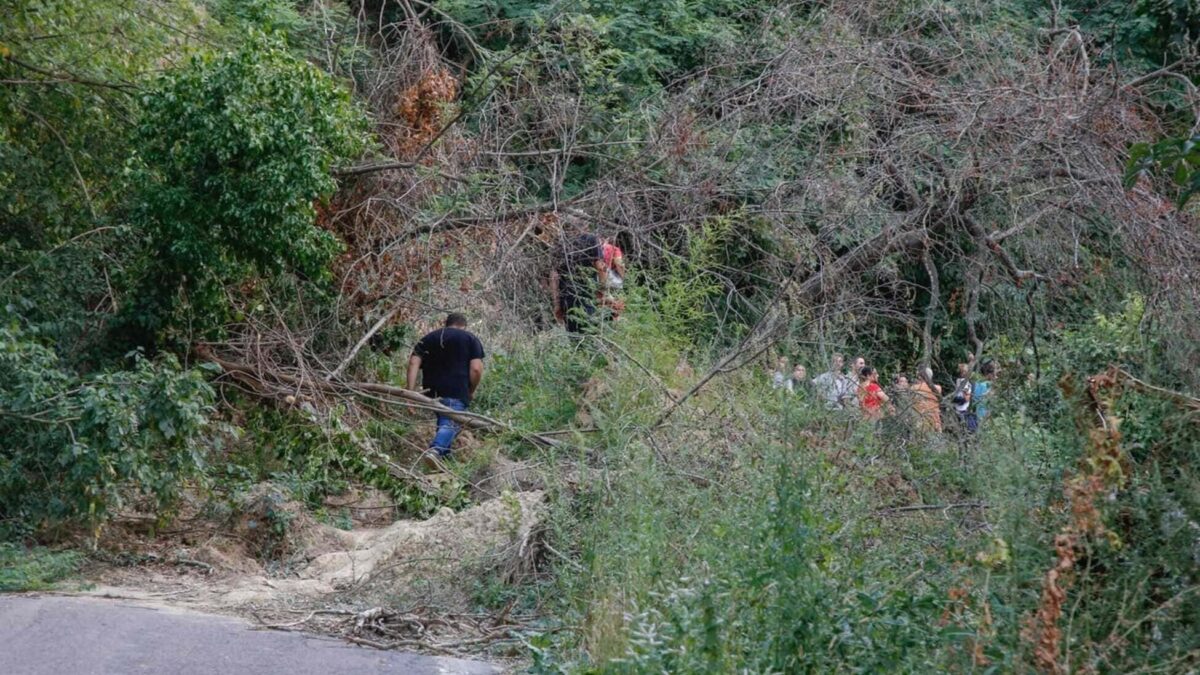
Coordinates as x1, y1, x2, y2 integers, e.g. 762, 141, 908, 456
1023, 369, 1131, 672
942, 578, 996, 668
389, 68, 459, 159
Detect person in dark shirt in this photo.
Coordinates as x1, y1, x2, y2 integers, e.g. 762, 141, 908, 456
406, 313, 485, 458
550, 233, 606, 333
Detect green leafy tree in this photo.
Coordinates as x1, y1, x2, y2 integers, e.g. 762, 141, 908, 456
122, 36, 368, 342
1, 0, 208, 355
0, 0, 205, 244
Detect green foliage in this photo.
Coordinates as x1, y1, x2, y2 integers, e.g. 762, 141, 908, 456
537, 354, 955, 671
226, 403, 465, 517
1128, 133, 1200, 207
205, 0, 314, 38
0, 542, 82, 591
202, 0, 371, 79
1045, 0, 1200, 70
474, 338, 599, 433
645, 213, 775, 347
0, 0, 205, 243
1, 0, 209, 359
3, 3, 1199, 670
608, 457, 945, 673
446, 0, 779, 196
521, 295, 1200, 672
443, 0, 758, 89
0, 323, 215, 535
661, 232, 723, 345
124, 36, 368, 339
1057, 293, 1149, 375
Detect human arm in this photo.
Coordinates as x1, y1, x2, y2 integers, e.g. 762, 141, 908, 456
406, 354, 422, 392
468, 358, 483, 397
612, 252, 625, 278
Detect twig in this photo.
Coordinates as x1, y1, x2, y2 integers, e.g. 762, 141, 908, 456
327, 295, 410, 380
3, 55, 141, 92
256, 609, 356, 630
0, 226, 117, 289
874, 502, 988, 515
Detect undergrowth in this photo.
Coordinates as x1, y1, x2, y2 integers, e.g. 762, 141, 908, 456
509, 302, 1200, 673
0, 543, 81, 592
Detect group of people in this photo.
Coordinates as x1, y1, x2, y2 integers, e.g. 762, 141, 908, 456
772, 352, 998, 434
402, 306, 998, 464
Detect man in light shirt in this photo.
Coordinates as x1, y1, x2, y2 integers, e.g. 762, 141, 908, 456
812, 353, 853, 409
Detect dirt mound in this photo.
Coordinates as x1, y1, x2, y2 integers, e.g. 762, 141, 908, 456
292, 489, 541, 591
83, 490, 546, 616
227, 483, 355, 562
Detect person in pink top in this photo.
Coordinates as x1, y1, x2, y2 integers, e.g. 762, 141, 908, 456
600, 238, 626, 319
858, 366, 890, 421
602, 239, 625, 283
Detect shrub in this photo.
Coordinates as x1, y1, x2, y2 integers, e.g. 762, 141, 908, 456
0, 324, 215, 537
0, 542, 81, 591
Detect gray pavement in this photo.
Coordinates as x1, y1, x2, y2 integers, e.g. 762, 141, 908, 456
0, 595, 501, 674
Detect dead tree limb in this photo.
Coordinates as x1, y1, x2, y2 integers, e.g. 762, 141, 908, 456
962, 215, 1042, 285
921, 244, 939, 366
327, 295, 410, 380
197, 346, 570, 449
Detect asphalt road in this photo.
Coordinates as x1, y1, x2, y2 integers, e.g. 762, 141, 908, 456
0, 595, 500, 675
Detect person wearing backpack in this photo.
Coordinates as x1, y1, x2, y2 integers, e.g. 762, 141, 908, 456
972, 360, 997, 427
551, 234, 607, 333
951, 374, 977, 433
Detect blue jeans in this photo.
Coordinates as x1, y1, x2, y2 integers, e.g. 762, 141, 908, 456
430, 398, 468, 456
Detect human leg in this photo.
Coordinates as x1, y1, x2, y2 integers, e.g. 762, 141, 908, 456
563, 297, 596, 334
430, 398, 468, 457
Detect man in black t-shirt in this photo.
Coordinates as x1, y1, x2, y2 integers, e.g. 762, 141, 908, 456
550, 233, 606, 333
406, 313, 485, 457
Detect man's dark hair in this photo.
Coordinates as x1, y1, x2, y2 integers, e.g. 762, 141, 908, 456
445, 312, 468, 328
573, 233, 600, 250
980, 360, 996, 376
563, 233, 600, 263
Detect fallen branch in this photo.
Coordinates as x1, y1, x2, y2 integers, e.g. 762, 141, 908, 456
196, 345, 569, 449
874, 502, 989, 515
1112, 367, 1200, 414
327, 295, 411, 381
